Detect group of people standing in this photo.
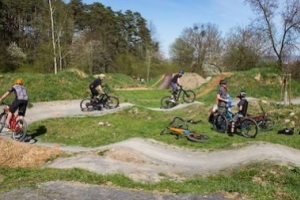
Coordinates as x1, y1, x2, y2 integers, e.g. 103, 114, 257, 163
208, 79, 248, 136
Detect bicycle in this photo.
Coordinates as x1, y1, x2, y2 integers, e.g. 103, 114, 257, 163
80, 91, 119, 112
247, 105, 276, 131
160, 117, 210, 142
161, 86, 195, 109
0, 102, 28, 142
212, 106, 259, 138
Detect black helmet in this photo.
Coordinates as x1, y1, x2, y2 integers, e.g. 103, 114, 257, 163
179, 70, 185, 75
219, 79, 226, 85
237, 90, 246, 98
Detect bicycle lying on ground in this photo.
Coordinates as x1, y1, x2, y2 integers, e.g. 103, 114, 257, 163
0, 102, 28, 142
161, 86, 196, 109
247, 105, 276, 131
160, 117, 210, 142
212, 106, 258, 138
80, 91, 119, 112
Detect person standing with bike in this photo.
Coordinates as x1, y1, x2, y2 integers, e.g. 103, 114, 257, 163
229, 90, 248, 136
169, 70, 184, 103
89, 74, 105, 103
208, 79, 229, 123
0, 78, 29, 129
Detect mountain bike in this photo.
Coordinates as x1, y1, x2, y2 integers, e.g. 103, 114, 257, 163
80, 91, 119, 112
212, 107, 258, 138
0, 102, 28, 142
160, 117, 210, 142
161, 86, 196, 109
247, 105, 276, 131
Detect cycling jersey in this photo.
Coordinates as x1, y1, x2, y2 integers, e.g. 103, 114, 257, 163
8, 85, 29, 101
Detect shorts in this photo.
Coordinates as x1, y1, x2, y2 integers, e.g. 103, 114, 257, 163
10, 99, 28, 116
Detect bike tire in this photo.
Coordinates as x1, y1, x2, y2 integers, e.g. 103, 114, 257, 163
12, 118, 27, 142
213, 114, 228, 133
240, 118, 258, 138
186, 132, 210, 142
0, 113, 7, 132
183, 90, 196, 103
104, 96, 119, 109
80, 98, 94, 112
258, 119, 276, 131
160, 96, 175, 109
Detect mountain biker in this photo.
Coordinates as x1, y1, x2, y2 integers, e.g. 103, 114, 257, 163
0, 78, 29, 129
170, 70, 184, 103
229, 90, 248, 136
89, 74, 105, 103
208, 79, 229, 123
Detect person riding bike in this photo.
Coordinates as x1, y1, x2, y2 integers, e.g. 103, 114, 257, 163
229, 90, 248, 136
170, 70, 184, 103
89, 74, 105, 106
208, 79, 229, 123
0, 78, 29, 129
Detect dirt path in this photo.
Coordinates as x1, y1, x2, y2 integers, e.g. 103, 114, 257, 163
2, 98, 300, 199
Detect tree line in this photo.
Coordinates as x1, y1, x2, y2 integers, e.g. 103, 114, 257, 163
0, 0, 299, 80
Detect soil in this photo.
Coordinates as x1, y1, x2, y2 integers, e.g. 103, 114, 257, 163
1, 73, 300, 199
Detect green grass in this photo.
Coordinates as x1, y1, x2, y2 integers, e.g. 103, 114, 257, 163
2, 67, 300, 199
1, 164, 300, 199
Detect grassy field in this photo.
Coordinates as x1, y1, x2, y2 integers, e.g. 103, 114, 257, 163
1, 67, 300, 199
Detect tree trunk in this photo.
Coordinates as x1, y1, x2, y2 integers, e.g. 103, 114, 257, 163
49, 0, 57, 74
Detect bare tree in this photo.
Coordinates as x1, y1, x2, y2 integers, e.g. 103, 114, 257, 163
49, 0, 58, 74
245, 0, 300, 70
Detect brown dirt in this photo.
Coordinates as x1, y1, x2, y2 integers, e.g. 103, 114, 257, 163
197, 73, 233, 97
0, 138, 61, 168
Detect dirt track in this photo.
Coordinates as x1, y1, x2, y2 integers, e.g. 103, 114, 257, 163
1, 99, 300, 199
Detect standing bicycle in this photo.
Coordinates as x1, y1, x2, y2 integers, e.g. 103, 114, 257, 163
0, 78, 29, 141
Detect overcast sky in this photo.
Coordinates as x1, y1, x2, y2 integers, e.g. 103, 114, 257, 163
81, 0, 255, 58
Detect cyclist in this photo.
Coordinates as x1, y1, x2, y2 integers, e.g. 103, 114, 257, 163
89, 74, 105, 103
170, 70, 184, 103
0, 78, 29, 129
229, 90, 248, 136
208, 79, 229, 123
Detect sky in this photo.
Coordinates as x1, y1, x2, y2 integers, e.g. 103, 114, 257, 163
81, 0, 255, 58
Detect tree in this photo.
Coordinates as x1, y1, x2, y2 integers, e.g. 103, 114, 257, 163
170, 23, 223, 75
245, 0, 300, 70
223, 26, 265, 71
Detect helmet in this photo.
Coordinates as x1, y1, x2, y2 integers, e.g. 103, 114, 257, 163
237, 90, 246, 98
179, 70, 185, 75
99, 74, 105, 79
219, 79, 226, 85
15, 78, 24, 85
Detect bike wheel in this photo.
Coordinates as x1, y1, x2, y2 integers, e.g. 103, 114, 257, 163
186, 132, 210, 142
161, 96, 175, 109
0, 113, 7, 132
240, 118, 258, 138
213, 114, 228, 133
104, 96, 119, 109
12, 119, 27, 142
183, 90, 195, 103
258, 119, 276, 131
80, 98, 94, 111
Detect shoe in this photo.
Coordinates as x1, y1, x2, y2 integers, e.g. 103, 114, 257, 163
170, 99, 175, 103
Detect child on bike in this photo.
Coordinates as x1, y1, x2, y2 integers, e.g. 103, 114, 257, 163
0, 78, 29, 129
208, 79, 229, 123
169, 70, 184, 103
229, 90, 248, 136
89, 74, 105, 100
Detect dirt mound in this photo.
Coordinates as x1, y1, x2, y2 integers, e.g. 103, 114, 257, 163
0, 138, 61, 168
197, 73, 233, 96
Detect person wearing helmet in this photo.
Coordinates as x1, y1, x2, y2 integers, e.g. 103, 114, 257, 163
89, 74, 106, 103
169, 70, 185, 103
208, 79, 229, 123
0, 78, 29, 129
229, 90, 248, 136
